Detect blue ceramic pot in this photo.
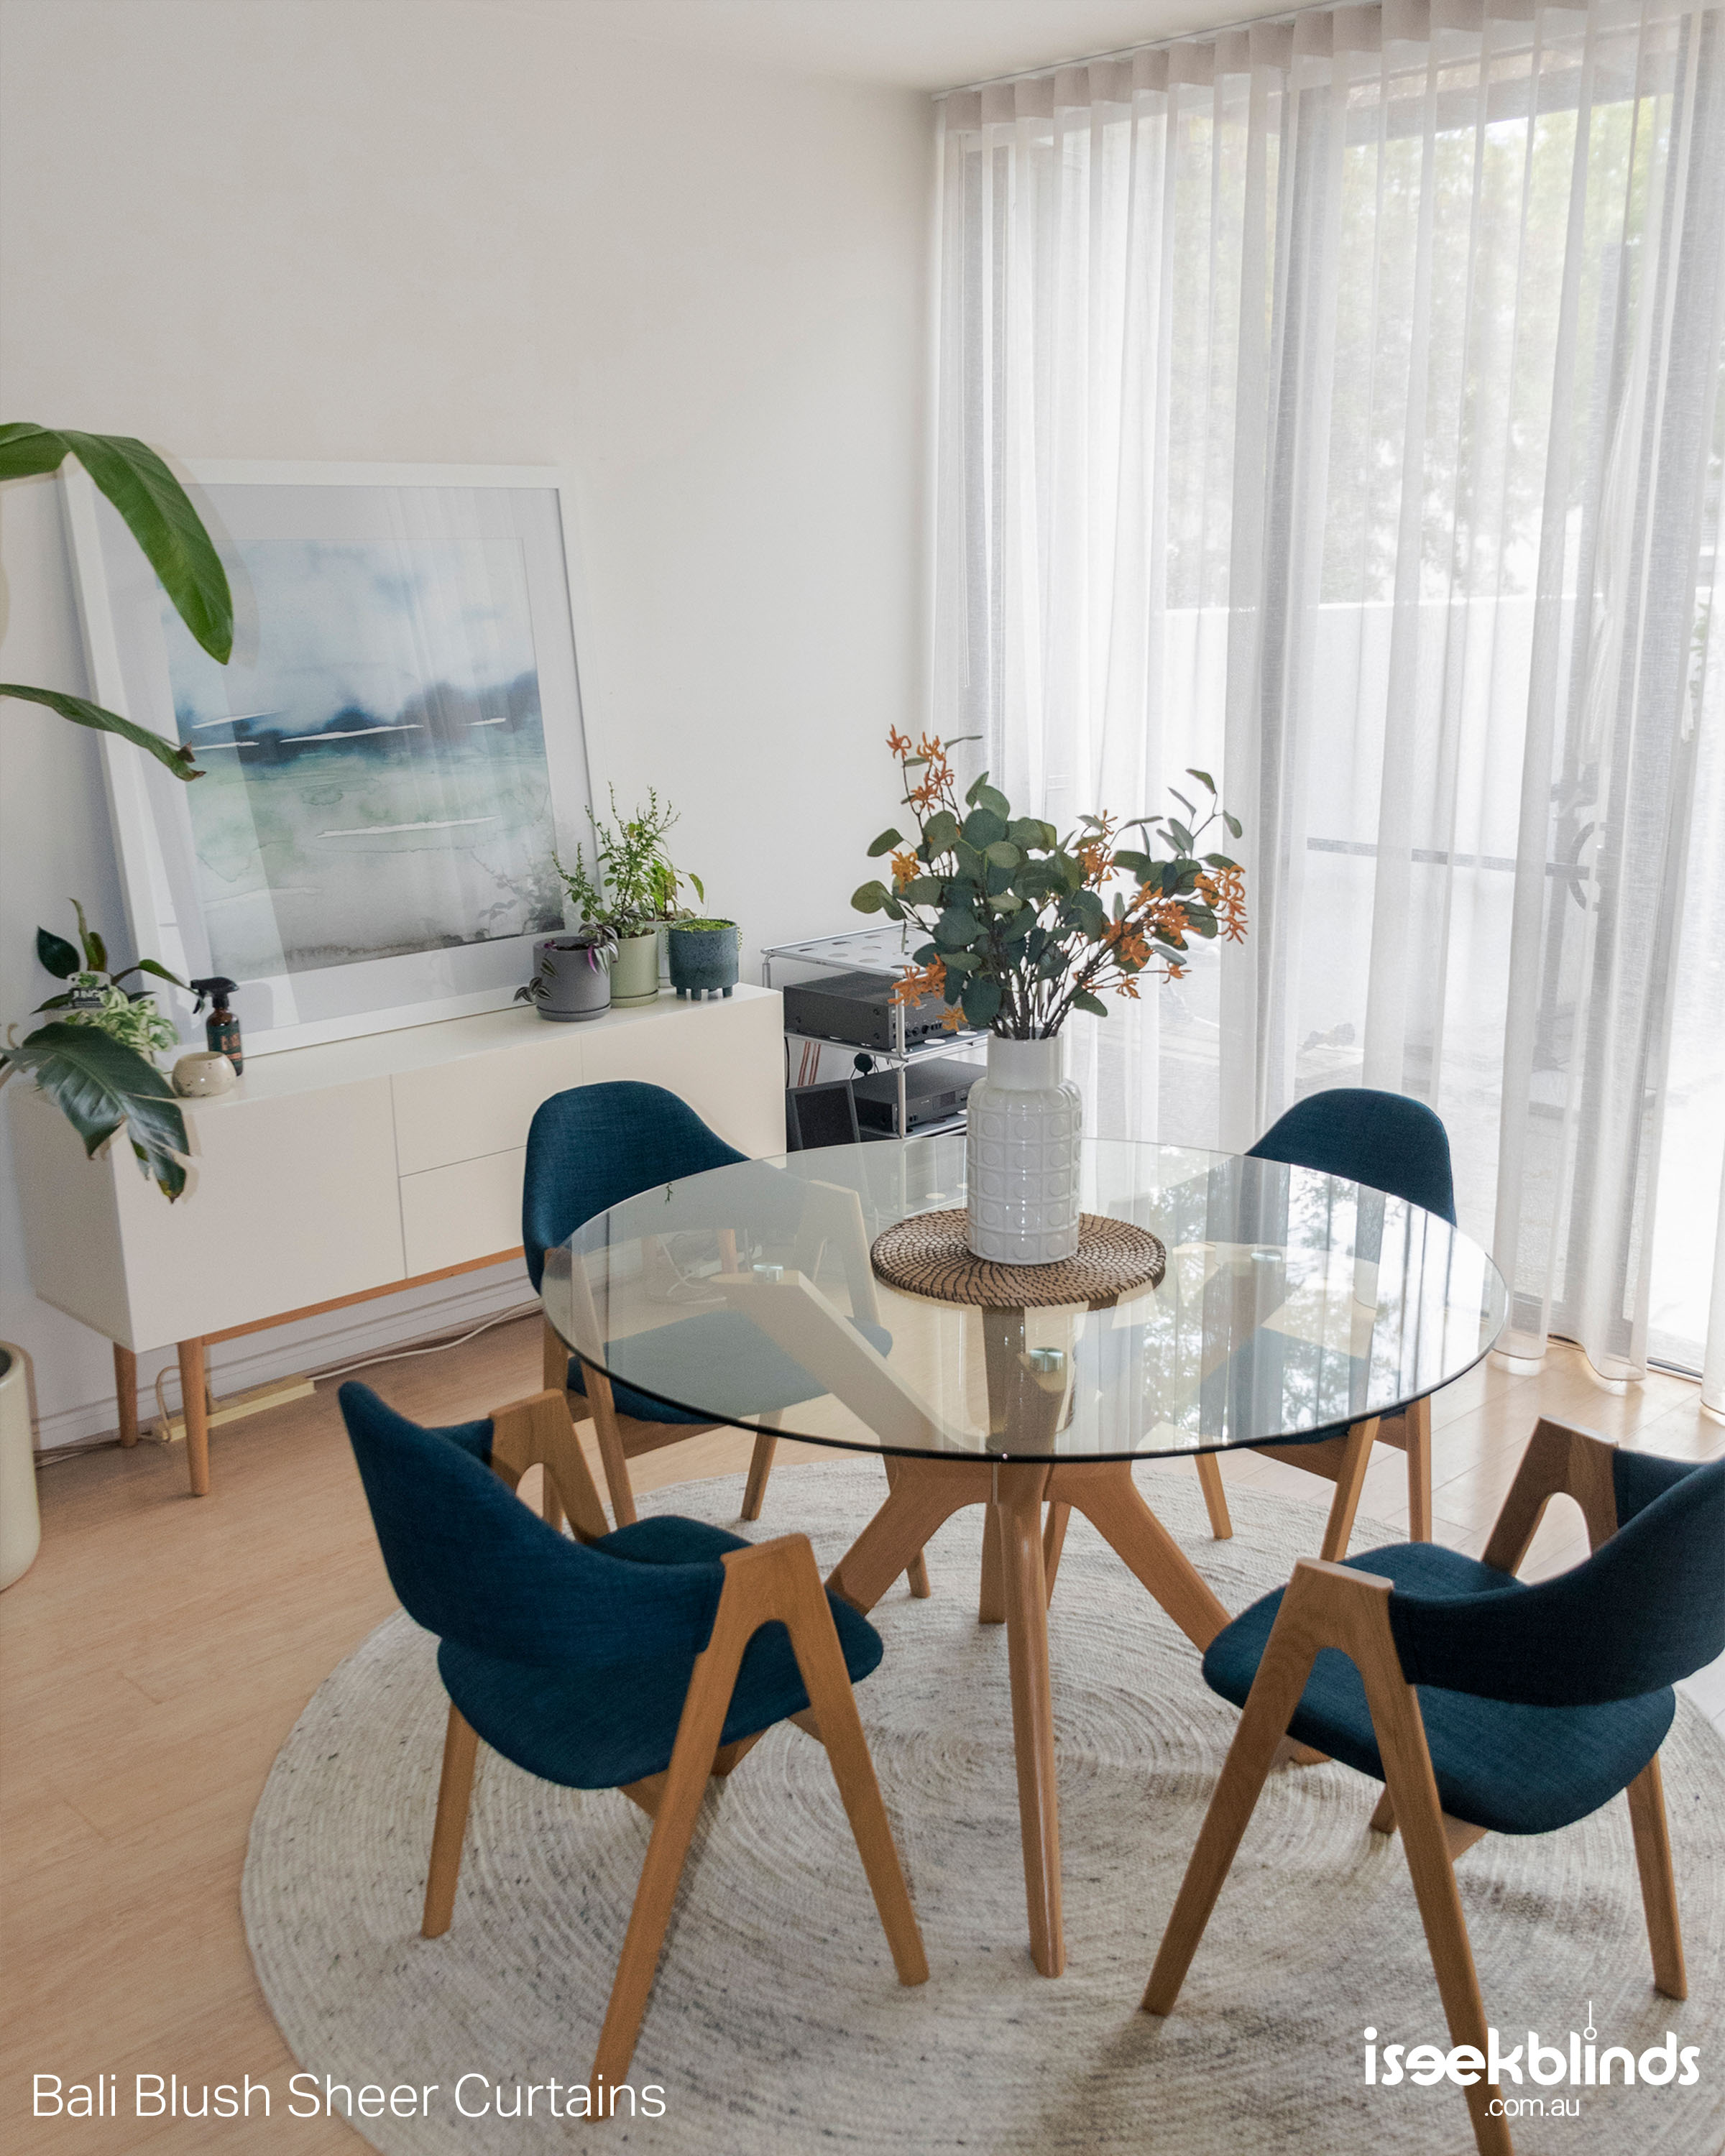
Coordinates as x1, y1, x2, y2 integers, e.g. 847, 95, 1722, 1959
667, 921, 740, 1001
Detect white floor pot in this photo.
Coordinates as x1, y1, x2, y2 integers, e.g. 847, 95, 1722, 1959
965, 1035, 1083, 1264
0, 1343, 41, 1591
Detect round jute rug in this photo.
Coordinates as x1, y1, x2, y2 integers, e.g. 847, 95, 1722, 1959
244, 1463, 1725, 2156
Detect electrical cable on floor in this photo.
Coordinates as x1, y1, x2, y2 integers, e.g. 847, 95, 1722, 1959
308, 1301, 543, 1384
131, 1301, 546, 1447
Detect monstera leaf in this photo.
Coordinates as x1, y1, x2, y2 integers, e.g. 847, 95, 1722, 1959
0, 423, 231, 781
0, 1022, 190, 1199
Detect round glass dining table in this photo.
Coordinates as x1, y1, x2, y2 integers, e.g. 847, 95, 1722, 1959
540, 1133, 1507, 1976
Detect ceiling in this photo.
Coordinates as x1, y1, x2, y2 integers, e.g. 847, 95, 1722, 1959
542, 0, 1279, 92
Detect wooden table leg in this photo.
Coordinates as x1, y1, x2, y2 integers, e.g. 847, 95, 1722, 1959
995, 1462, 1064, 1975
882, 1455, 934, 1598
114, 1343, 139, 1448
979, 1504, 1006, 1622
827, 1457, 984, 1614
177, 1337, 210, 1497
1052, 1460, 1229, 1651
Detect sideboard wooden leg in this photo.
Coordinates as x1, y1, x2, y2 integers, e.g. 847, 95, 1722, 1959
178, 1338, 211, 1496
114, 1343, 139, 1447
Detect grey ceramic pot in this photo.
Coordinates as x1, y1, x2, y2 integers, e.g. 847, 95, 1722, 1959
529, 937, 612, 1022
668, 921, 740, 1000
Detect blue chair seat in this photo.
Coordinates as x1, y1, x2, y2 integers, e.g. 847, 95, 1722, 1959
569, 1309, 893, 1427
1203, 1541, 1676, 1835
437, 1514, 884, 1789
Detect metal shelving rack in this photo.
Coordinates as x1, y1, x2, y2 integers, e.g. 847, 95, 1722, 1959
760, 927, 988, 1141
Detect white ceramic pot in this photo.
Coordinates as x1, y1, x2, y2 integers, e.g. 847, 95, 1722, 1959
172, 1050, 238, 1097
965, 1035, 1083, 1264
0, 1343, 41, 1591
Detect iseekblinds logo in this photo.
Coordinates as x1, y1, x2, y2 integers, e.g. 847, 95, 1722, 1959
1364, 2003, 1700, 2120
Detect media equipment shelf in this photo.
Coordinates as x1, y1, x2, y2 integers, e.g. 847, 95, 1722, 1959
761, 929, 988, 1139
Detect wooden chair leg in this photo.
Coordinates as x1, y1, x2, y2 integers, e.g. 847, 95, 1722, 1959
1042, 1501, 1070, 1605
1404, 1394, 1432, 1542
423, 1704, 479, 1938
1359, 1628, 1509, 2156
1195, 1453, 1233, 1540
583, 1365, 638, 1526
769, 1545, 928, 1989
1143, 1600, 1322, 2014
591, 1638, 743, 2086
1626, 1754, 1687, 2000
1317, 1419, 1378, 1562
740, 1412, 781, 1523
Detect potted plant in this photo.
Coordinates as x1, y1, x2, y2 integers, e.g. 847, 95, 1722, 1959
853, 731, 1248, 1264
556, 789, 703, 1008
667, 917, 740, 1000
1, 902, 193, 1198
514, 922, 617, 1023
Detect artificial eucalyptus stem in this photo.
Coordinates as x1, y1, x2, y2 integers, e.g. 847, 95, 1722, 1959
852, 732, 1248, 1040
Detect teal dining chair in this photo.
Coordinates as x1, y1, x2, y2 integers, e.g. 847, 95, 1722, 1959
523, 1080, 896, 1533
1144, 1419, 1724, 2156
1195, 1086, 1459, 1557
338, 1380, 926, 2088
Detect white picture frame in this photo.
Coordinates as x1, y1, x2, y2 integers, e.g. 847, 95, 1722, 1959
63, 459, 602, 1056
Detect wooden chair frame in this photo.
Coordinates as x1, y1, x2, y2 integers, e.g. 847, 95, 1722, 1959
1193, 1394, 1432, 1559
421, 1388, 927, 2087
1144, 1418, 1686, 2156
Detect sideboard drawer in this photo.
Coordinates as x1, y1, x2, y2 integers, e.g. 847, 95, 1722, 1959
399, 1149, 526, 1276
392, 1032, 587, 1176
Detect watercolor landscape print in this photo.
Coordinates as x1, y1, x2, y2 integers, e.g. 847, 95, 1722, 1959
157, 536, 565, 980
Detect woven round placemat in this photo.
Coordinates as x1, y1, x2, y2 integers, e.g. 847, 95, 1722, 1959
870, 1207, 1166, 1309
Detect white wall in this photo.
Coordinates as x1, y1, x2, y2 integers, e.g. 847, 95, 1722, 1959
0, 0, 930, 1444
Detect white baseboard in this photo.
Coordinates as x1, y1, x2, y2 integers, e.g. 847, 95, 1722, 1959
32, 1260, 540, 1454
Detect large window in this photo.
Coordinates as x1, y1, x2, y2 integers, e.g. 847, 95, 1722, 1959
932, 0, 1725, 1388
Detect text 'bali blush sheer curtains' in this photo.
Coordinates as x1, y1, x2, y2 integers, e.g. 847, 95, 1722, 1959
931, 0, 1725, 1401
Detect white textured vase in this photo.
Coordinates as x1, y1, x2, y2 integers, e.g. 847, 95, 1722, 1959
965, 1035, 1083, 1264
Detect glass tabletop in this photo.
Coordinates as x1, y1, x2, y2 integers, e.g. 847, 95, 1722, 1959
540, 1135, 1508, 1462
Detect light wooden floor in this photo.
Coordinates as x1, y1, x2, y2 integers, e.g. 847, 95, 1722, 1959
3, 1319, 1719, 2153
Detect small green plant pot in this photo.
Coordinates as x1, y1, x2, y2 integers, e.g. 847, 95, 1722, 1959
610, 931, 663, 1007
668, 921, 740, 1001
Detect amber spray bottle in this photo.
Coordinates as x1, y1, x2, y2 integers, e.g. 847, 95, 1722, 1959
190, 977, 243, 1074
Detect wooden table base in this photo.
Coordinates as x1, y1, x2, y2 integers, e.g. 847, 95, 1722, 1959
826, 1452, 1231, 1976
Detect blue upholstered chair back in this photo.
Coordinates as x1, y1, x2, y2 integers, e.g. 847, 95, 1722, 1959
338, 1383, 724, 1668
522, 1081, 746, 1292
1387, 1455, 1725, 1707
1248, 1087, 1456, 1225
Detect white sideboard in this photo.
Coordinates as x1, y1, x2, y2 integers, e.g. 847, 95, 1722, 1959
8, 985, 785, 1491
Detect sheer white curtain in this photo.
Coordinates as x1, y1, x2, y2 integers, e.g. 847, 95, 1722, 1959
932, 0, 1725, 1396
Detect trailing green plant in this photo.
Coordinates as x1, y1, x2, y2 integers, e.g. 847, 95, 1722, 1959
1, 902, 192, 1198
1, 424, 233, 779
852, 729, 1248, 1038
514, 922, 618, 1007
554, 788, 705, 936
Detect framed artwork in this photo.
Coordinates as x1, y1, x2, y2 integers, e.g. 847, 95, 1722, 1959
64, 461, 597, 1055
